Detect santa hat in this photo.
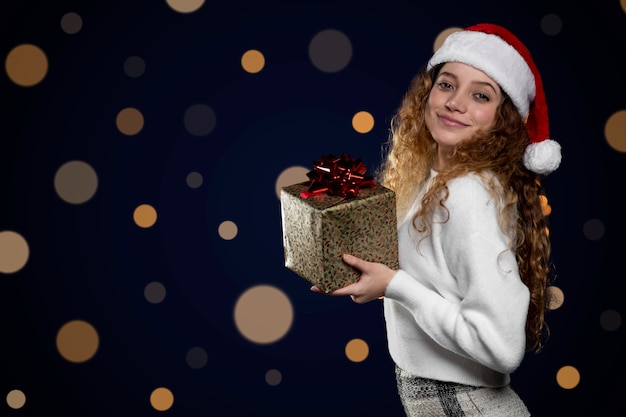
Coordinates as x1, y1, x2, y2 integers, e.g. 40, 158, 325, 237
427, 23, 561, 175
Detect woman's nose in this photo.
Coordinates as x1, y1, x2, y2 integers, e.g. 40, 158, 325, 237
445, 95, 466, 112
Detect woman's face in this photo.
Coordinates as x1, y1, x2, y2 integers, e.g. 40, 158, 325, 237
425, 62, 502, 150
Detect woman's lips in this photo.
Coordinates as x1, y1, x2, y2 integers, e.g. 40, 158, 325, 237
438, 114, 467, 127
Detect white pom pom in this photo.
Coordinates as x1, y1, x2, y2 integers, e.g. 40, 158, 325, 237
523, 139, 562, 175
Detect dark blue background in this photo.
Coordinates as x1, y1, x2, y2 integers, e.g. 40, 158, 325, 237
2, 1, 624, 416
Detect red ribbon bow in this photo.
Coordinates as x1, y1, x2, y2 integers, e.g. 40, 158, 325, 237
299, 153, 377, 199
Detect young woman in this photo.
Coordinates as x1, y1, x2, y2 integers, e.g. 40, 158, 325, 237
311, 23, 561, 416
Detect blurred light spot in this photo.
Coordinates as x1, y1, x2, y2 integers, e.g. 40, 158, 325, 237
309, 29, 352, 73
6, 389, 26, 409
60, 12, 83, 34
345, 338, 369, 362
621, 0, 626, 13
265, 369, 282, 386
144, 281, 167, 304
184, 104, 216, 136
0, 231, 29, 274
186, 171, 204, 189
5, 44, 48, 87
605, 110, 626, 152
433, 27, 462, 52
352, 111, 375, 134
600, 309, 622, 331
275, 166, 309, 198
218, 220, 238, 240
150, 387, 174, 411
54, 160, 98, 204
539, 194, 552, 216
116, 107, 144, 136
166, 0, 205, 13
186, 346, 208, 369
56, 320, 99, 363
556, 365, 580, 389
582, 218, 604, 241
134, 204, 158, 228
547, 286, 564, 310
241, 49, 265, 74
124, 56, 146, 78
234, 285, 293, 344
540, 14, 563, 36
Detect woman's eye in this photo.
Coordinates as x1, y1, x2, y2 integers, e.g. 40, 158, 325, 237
438, 81, 453, 90
475, 92, 490, 101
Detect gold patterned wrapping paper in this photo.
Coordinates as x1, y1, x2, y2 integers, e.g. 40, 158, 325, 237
280, 181, 399, 293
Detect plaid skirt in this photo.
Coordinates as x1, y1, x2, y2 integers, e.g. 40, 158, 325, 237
395, 366, 531, 417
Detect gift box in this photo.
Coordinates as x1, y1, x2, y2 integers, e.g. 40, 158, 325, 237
280, 154, 399, 293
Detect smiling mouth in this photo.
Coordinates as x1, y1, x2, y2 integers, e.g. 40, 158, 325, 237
438, 115, 467, 127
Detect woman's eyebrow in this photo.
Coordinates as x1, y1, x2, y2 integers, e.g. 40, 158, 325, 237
439, 71, 499, 95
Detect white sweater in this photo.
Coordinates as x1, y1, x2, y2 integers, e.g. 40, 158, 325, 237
383, 171, 530, 387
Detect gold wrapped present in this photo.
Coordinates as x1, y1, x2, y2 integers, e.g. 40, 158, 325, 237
280, 154, 399, 293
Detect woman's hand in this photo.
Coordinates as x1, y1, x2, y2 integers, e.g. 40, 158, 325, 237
310, 253, 396, 303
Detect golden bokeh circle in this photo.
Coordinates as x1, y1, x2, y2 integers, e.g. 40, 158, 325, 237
605, 110, 626, 152
150, 387, 174, 411
116, 107, 144, 136
134, 204, 158, 228
0, 231, 30, 274
547, 286, 564, 310
234, 285, 293, 344
6, 389, 26, 409
345, 338, 369, 362
556, 365, 580, 390
56, 320, 99, 363
218, 220, 238, 240
241, 49, 265, 74
352, 111, 375, 134
5, 44, 48, 87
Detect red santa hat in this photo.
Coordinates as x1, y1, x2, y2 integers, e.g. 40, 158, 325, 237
427, 23, 561, 175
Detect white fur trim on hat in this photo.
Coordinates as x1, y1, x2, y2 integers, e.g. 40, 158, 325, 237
428, 30, 535, 118
523, 139, 562, 175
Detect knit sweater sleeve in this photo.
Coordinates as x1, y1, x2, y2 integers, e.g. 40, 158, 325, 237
384, 175, 530, 374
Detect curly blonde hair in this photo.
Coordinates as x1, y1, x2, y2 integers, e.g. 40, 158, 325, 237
377, 64, 555, 353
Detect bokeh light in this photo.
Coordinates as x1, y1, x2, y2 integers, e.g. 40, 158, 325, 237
183, 104, 216, 136
56, 320, 99, 363
605, 110, 626, 152
6, 389, 26, 410
234, 285, 293, 344
218, 220, 238, 240
241, 49, 265, 74
54, 160, 99, 204
345, 338, 369, 363
186, 347, 208, 369
144, 281, 167, 304
265, 369, 282, 386
134, 204, 158, 228
165, 0, 205, 13
556, 365, 580, 390
433, 27, 462, 52
582, 218, 604, 241
186, 171, 203, 188
547, 286, 564, 310
150, 387, 174, 411
124, 56, 146, 78
352, 111, 375, 134
599, 309, 622, 332
116, 107, 144, 136
309, 29, 352, 73
5, 44, 48, 87
60, 12, 83, 34
540, 14, 563, 36
275, 166, 309, 198
0, 231, 29, 274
